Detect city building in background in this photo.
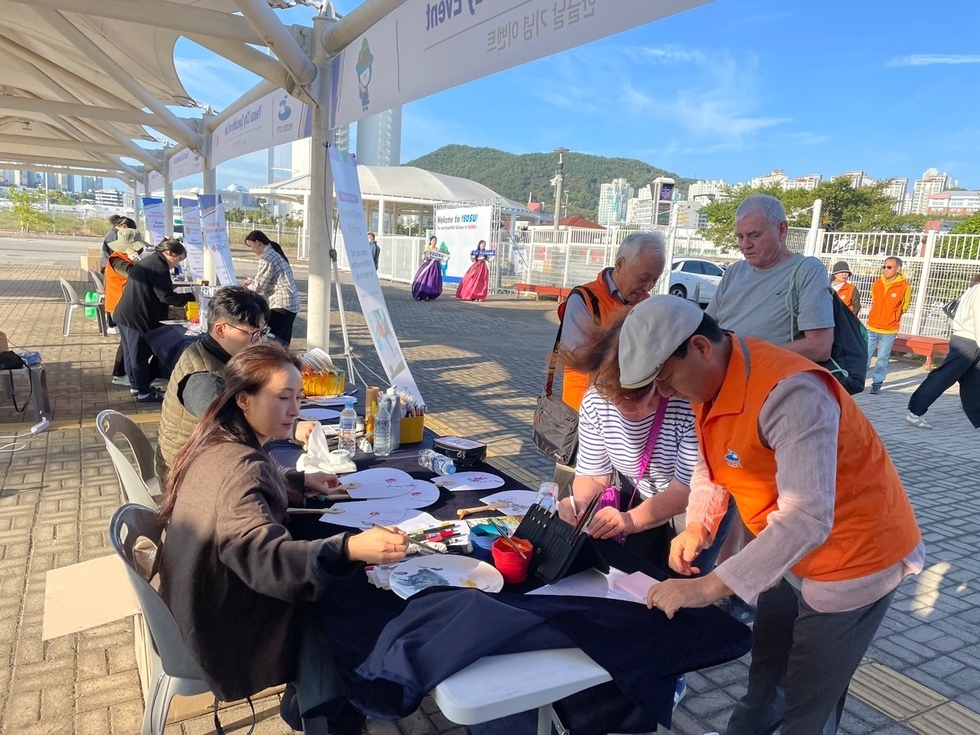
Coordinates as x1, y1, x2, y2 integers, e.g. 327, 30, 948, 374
912, 168, 957, 215
671, 199, 706, 228
687, 179, 728, 201
597, 177, 633, 226
842, 170, 875, 188
927, 190, 980, 217
784, 173, 822, 191
750, 169, 789, 189
355, 108, 401, 167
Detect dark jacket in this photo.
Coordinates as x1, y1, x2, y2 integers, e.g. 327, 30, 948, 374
113, 251, 194, 332
158, 441, 352, 701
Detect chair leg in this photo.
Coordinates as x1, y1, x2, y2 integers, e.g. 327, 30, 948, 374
63, 304, 72, 337
150, 674, 180, 735
142, 668, 167, 735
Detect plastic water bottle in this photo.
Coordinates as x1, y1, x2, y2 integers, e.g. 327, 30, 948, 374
418, 449, 456, 476
374, 402, 392, 457
338, 397, 357, 457
534, 482, 559, 514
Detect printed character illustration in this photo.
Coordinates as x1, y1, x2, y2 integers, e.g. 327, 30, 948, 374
355, 38, 374, 112
392, 566, 450, 594
439, 241, 451, 277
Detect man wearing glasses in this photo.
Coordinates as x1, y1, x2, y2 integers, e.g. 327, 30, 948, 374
155, 286, 271, 477
866, 257, 912, 394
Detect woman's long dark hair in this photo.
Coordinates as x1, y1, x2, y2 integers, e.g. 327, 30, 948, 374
245, 229, 289, 263
158, 341, 301, 526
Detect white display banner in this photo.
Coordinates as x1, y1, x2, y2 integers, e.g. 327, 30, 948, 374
433, 206, 494, 284
211, 89, 313, 167
141, 197, 167, 247
329, 146, 423, 404
198, 195, 237, 287
179, 197, 206, 281
147, 171, 165, 195
331, 0, 711, 128
169, 148, 204, 181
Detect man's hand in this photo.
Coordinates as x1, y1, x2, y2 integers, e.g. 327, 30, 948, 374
303, 472, 340, 495
294, 420, 317, 445
587, 507, 635, 539
346, 526, 409, 564
647, 574, 731, 619
669, 522, 712, 576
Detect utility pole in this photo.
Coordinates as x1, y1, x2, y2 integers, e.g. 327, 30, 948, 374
551, 147, 569, 230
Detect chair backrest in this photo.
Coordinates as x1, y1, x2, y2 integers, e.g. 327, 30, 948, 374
96, 409, 159, 508
110, 504, 209, 681
88, 269, 106, 295
58, 277, 83, 305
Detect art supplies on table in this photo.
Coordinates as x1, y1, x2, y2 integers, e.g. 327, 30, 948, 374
340, 468, 416, 499
317, 505, 406, 530
527, 568, 653, 605
432, 436, 487, 468
456, 502, 508, 519
388, 556, 503, 599
397, 515, 471, 554
297, 407, 342, 422
433, 471, 504, 492
399, 479, 442, 509
479, 490, 537, 517
302, 395, 352, 408
513, 503, 609, 585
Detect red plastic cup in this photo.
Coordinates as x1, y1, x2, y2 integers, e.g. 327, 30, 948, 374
491, 536, 534, 584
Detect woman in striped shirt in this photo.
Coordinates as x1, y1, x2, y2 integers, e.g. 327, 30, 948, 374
244, 230, 301, 345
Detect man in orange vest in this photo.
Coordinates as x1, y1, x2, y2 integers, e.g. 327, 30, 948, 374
867, 256, 912, 394
559, 232, 665, 410
617, 295, 923, 735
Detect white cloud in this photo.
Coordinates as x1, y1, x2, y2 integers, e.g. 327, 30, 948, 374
887, 54, 980, 67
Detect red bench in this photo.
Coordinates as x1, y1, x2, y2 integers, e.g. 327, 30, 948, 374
514, 284, 574, 302
892, 334, 949, 370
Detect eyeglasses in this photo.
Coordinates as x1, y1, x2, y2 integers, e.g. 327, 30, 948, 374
882, 265, 897, 270
222, 323, 270, 343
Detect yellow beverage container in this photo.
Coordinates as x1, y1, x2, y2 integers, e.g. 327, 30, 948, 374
186, 301, 200, 321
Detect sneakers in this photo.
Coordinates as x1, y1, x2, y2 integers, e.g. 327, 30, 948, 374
869, 384, 881, 395
673, 675, 687, 710
135, 388, 165, 403
905, 411, 933, 429
106, 326, 119, 335
720, 595, 756, 625
111, 375, 130, 387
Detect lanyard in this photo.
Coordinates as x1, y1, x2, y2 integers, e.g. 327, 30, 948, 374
625, 396, 669, 508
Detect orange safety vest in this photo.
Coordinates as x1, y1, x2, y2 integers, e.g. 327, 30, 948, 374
694, 336, 920, 582
867, 275, 910, 334
559, 269, 633, 410
104, 251, 136, 314
836, 281, 857, 312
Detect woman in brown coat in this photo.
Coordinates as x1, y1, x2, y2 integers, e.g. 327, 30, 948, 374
157, 342, 407, 716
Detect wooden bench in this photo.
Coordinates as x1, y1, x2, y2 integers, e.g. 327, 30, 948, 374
513, 284, 574, 303
892, 334, 949, 370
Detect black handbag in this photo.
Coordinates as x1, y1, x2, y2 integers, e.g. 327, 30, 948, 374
531, 287, 599, 465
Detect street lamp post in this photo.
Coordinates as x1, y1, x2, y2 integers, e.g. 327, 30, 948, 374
551, 147, 569, 231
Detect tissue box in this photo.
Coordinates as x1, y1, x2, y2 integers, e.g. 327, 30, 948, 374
399, 416, 425, 444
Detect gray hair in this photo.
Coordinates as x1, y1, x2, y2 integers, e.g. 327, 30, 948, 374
736, 194, 787, 227
616, 232, 666, 264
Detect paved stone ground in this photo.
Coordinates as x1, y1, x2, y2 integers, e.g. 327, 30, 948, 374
0, 247, 978, 735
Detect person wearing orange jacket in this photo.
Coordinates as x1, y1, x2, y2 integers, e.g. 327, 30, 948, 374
104, 229, 150, 387
615, 295, 923, 735
829, 260, 861, 315
867, 256, 912, 394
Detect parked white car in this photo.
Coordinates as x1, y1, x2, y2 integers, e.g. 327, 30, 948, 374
669, 258, 725, 305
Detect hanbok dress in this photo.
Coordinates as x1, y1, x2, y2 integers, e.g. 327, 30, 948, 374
456, 251, 490, 301
412, 251, 443, 301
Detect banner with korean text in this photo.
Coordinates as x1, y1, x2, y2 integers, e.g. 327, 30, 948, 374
211, 89, 313, 167
433, 206, 493, 284
331, 0, 711, 128
329, 147, 423, 404
198, 195, 237, 287
179, 197, 206, 281
140, 197, 167, 247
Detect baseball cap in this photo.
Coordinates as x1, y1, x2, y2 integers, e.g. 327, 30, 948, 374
619, 295, 706, 389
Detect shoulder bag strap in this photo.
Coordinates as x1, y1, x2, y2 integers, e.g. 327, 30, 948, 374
544, 286, 601, 397
624, 395, 669, 509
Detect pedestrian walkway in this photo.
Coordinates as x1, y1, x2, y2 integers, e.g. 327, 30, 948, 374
0, 260, 978, 735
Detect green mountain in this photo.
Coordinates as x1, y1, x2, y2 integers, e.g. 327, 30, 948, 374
404, 144, 695, 219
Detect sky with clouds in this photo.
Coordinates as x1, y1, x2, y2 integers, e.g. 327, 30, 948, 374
155, 0, 978, 193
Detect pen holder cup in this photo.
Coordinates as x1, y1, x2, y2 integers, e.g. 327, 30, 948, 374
491, 537, 534, 584
399, 415, 424, 444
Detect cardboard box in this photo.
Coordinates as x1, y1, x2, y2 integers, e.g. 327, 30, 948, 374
80, 254, 102, 273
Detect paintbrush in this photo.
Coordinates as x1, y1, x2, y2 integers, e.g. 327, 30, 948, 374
573, 493, 601, 535
372, 523, 443, 555
487, 517, 527, 560
456, 502, 508, 519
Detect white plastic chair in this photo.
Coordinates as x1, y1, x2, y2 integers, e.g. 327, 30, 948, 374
97, 410, 161, 507
59, 276, 106, 336
110, 504, 212, 735
88, 269, 106, 297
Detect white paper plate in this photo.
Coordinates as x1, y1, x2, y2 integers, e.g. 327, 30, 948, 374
343, 467, 417, 499
398, 480, 442, 509
479, 490, 538, 517
389, 555, 504, 599
434, 471, 505, 492
316, 505, 404, 530
298, 408, 341, 421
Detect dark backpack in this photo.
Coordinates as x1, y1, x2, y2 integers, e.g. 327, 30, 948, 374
788, 259, 868, 395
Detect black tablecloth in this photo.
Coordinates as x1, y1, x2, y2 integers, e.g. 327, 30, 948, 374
275, 437, 752, 734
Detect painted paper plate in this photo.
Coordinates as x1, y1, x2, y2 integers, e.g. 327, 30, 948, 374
297, 408, 341, 421
389, 555, 504, 599
479, 490, 538, 517
316, 504, 405, 530
434, 471, 505, 492
398, 479, 442, 509
343, 468, 416, 499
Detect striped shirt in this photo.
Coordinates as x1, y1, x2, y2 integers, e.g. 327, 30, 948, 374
252, 248, 300, 313
575, 388, 699, 499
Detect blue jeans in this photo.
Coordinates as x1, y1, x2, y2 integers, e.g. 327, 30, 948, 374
867, 330, 897, 387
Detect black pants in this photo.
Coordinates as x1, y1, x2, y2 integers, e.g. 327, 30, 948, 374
908, 335, 980, 427
118, 325, 153, 394
269, 308, 298, 345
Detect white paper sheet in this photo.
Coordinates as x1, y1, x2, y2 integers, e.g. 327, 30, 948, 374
297, 408, 341, 421
525, 567, 653, 605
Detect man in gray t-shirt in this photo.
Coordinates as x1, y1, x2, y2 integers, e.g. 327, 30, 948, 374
707, 194, 833, 362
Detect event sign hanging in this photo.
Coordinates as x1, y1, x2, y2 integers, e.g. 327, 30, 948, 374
179, 197, 206, 281
169, 148, 204, 181
331, 0, 711, 128
198, 195, 237, 287
140, 197, 167, 247
328, 146, 424, 404
210, 89, 313, 167
433, 206, 493, 284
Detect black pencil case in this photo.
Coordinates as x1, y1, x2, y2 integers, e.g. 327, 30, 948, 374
513, 504, 609, 585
